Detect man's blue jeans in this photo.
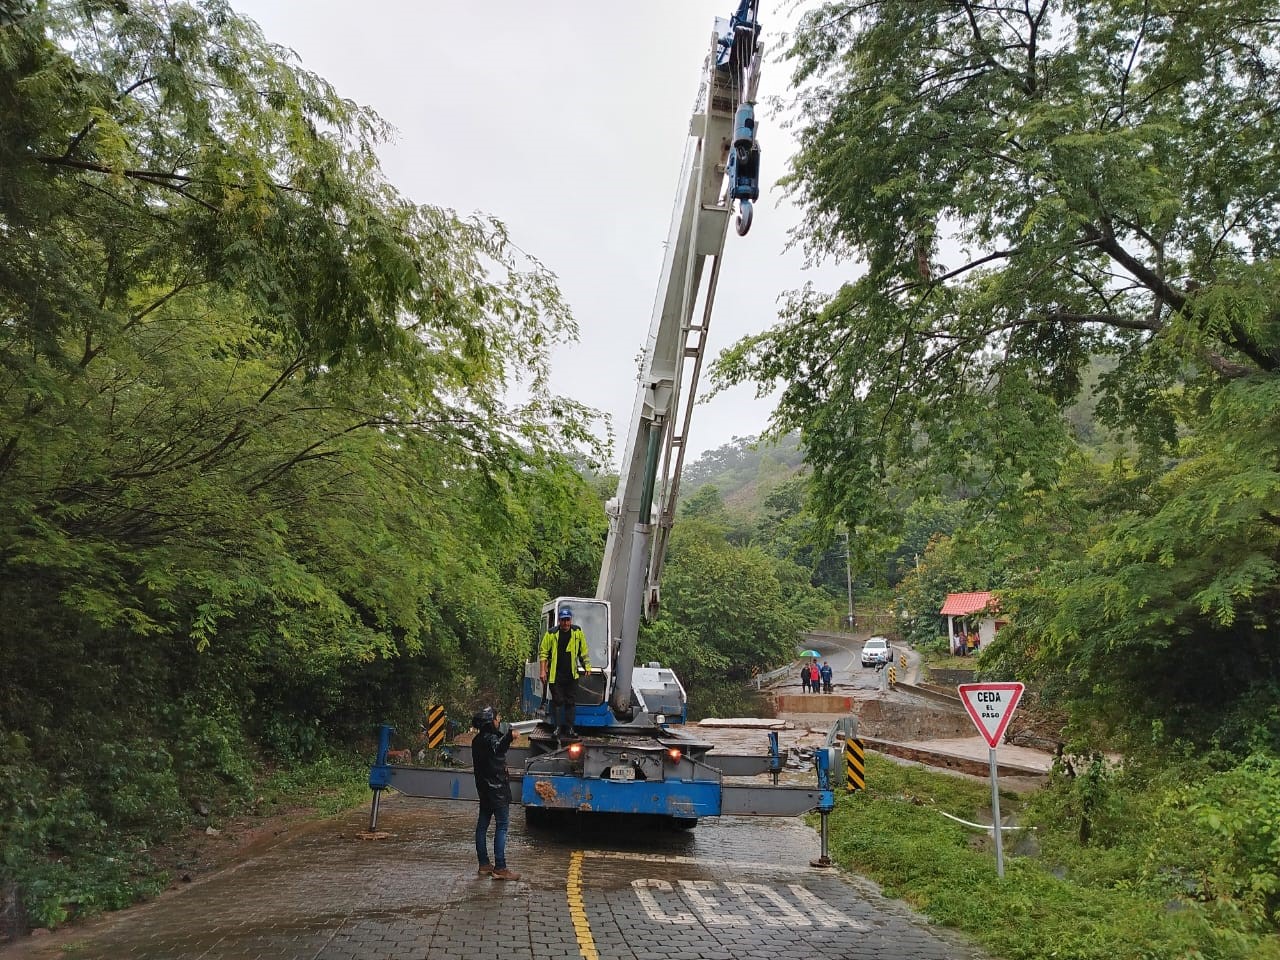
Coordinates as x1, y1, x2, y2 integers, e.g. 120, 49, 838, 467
475, 803, 510, 869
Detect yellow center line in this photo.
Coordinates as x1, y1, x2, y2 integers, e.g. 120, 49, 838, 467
567, 850, 599, 960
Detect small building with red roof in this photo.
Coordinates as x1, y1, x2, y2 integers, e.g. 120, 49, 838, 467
939, 591, 1004, 654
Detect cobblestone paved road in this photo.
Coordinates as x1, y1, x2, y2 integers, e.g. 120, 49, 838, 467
6, 795, 988, 960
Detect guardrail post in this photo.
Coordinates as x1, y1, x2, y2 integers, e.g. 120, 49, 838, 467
844, 737, 865, 792
426, 705, 446, 749
827, 715, 859, 746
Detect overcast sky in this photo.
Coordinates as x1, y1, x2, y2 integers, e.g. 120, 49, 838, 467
232, 1, 849, 464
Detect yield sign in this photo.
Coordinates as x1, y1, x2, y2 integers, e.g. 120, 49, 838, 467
957, 683, 1025, 748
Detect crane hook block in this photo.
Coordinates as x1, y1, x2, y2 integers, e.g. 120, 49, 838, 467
727, 137, 760, 237
731, 145, 760, 199
727, 103, 761, 224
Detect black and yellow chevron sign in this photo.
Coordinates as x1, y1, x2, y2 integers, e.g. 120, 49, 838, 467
887, 665, 897, 685
844, 737, 865, 792
426, 705, 446, 749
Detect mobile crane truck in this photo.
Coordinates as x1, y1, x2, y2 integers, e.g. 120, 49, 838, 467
367, 1, 839, 860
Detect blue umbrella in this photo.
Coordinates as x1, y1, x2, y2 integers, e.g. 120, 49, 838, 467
799, 649, 822, 658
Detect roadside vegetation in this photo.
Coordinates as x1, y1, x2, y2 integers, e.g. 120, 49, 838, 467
0, 0, 604, 931
827, 755, 1280, 960
713, 0, 1280, 949
3, 750, 368, 929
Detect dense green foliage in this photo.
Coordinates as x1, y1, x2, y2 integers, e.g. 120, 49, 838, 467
638, 514, 834, 717
827, 755, 1280, 959
710, 3, 1280, 941
676, 437, 879, 621
714, 0, 1280, 749
0, 0, 604, 927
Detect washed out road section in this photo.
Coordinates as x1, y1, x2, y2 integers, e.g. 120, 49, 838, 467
7, 794, 987, 960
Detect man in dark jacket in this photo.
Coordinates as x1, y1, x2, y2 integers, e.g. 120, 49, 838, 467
471, 705, 520, 881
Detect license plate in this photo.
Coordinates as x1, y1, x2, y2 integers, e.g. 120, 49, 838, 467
609, 765, 635, 781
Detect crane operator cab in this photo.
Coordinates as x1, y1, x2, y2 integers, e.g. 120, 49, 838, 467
522, 598, 610, 731
520, 597, 688, 733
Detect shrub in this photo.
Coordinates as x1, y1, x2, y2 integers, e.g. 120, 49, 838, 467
1142, 753, 1280, 932
0, 733, 168, 929
168, 702, 255, 806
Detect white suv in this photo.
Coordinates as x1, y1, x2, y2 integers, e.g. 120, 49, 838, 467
860, 636, 893, 668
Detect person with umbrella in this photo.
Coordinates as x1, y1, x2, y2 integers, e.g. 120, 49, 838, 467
799, 648, 821, 692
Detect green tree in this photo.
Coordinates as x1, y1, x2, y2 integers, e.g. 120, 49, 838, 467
639, 517, 833, 705
713, 0, 1280, 748
0, 0, 596, 721
680, 483, 729, 521
0, 0, 603, 922
995, 395, 1280, 747
720, 0, 1279, 527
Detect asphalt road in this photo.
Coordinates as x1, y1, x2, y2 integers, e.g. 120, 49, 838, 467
792, 632, 918, 694
7, 795, 987, 960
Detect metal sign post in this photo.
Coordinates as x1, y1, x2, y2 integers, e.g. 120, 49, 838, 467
957, 682, 1025, 879
988, 746, 1005, 877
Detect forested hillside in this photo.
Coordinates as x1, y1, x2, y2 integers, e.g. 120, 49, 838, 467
680, 432, 805, 506
638, 462, 840, 715
0, 0, 610, 926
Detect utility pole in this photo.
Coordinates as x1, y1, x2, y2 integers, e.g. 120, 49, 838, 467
843, 528, 854, 630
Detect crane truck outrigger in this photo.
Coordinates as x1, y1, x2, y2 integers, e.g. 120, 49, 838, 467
368, 1, 839, 855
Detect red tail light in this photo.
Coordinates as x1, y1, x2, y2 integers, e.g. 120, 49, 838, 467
567, 742, 584, 760
666, 747, 682, 764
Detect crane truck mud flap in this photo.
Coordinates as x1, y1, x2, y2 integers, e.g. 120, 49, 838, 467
521, 774, 721, 817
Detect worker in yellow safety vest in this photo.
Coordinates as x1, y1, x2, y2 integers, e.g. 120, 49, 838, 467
539, 606, 592, 738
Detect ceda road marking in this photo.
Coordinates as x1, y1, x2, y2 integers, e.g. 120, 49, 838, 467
631, 878, 866, 929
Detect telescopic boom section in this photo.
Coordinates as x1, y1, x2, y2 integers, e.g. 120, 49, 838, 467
599, 9, 762, 719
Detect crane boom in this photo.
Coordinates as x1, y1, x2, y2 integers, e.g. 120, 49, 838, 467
598, 6, 762, 719
368, 5, 839, 845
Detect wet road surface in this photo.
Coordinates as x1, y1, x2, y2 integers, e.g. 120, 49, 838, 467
8, 794, 987, 960
785, 631, 913, 696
